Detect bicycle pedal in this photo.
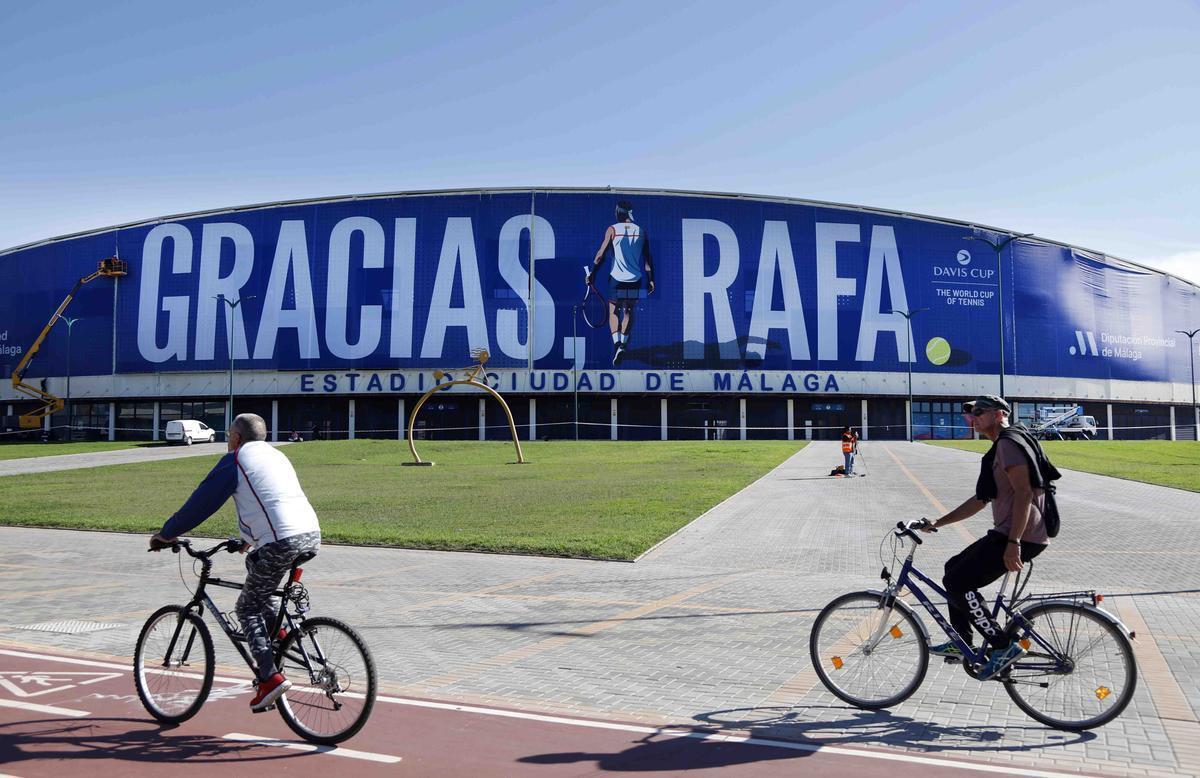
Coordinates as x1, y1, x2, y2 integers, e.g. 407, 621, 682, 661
252, 704, 277, 713
942, 655, 962, 664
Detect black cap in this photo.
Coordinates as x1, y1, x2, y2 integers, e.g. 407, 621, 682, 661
962, 394, 1011, 414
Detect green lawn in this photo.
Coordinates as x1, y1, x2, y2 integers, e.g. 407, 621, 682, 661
928, 440, 1200, 493
0, 440, 803, 560
0, 440, 168, 461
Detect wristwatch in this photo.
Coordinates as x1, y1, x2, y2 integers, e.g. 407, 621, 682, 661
1007, 538, 1021, 545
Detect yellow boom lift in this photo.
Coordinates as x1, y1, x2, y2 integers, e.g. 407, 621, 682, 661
10, 257, 128, 428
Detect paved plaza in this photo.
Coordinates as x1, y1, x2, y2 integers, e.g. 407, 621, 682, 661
1, 440, 1197, 776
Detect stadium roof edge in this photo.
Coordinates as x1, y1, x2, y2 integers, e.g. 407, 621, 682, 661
1, 186, 1194, 290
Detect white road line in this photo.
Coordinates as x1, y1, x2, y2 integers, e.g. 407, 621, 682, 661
1, 646, 1096, 778
0, 698, 89, 717
223, 732, 401, 763
0, 648, 248, 686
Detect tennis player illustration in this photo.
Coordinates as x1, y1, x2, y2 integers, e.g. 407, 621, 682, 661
586, 200, 655, 365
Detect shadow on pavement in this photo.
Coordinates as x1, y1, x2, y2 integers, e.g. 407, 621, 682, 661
518, 730, 809, 772
0, 717, 299, 766
690, 704, 1095, 754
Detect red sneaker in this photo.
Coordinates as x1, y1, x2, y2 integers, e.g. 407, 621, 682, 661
250, 673, 292, 711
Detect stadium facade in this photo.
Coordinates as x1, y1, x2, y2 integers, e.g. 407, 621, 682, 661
2, 188, 1198, 442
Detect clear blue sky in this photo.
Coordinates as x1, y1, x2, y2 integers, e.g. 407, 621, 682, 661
2, 0, 1197, 281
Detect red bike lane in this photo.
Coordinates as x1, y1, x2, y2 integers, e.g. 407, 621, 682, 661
0, 645, 1079, 777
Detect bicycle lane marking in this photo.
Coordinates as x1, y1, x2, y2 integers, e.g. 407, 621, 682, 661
0, 644, 1103, 778
0, 648, 406, 770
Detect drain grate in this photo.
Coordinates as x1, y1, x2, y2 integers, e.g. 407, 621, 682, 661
7, 620, 124, 635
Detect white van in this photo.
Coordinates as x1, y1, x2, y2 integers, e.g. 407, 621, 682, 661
164, 419, 217, 445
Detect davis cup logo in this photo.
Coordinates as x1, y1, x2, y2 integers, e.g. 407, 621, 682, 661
956, 250, 971, 266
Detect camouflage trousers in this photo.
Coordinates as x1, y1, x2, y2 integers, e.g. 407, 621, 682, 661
237, 531, 321, 681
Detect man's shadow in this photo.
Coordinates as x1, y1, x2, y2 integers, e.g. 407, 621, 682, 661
0, 717, 301, 766
517, 705, 1094, 772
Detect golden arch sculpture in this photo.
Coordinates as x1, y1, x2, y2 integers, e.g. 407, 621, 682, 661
404, 349, 527, 466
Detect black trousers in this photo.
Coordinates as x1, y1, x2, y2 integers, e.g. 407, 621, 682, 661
942, 531, 1046, 649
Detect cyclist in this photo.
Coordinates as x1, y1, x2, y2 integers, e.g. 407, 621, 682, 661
921, 395, 1051, 680
149, 413, 321, 711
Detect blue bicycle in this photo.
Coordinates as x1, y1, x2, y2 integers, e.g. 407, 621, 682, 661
809, 520, 1137, 730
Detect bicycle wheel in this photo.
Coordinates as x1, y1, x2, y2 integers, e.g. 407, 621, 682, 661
276, 616, 377, 744
134, 604, 214, 723
1004, 602, 1137, 730
809, 591, 928, 709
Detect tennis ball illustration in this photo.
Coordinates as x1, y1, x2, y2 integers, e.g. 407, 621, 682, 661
926, 337, 951, 366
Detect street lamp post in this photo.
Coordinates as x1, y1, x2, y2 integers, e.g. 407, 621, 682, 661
964, 232, 1033, 400
572, 304, 580, 441
1177, 328, 1200, 439
214, 294, 255, 436
56, 315, 79, 441
888, 308, 928, 441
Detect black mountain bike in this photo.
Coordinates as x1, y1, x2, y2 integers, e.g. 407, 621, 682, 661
134, 538, 377, 744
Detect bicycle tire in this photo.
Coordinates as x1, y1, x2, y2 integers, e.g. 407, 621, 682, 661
134, 604, 214, 724
1003, 602, 1136, 730
276, 616, 377, 744
809, 591, 929, 709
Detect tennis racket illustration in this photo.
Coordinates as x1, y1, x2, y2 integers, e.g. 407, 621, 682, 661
581, 265, 607, 329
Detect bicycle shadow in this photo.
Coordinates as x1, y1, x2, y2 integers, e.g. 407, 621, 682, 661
516, 705, 1095, 772
690, 704, 1096, 754
0, 717, 300, 766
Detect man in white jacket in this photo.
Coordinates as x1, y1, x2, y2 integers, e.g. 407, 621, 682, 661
150, 413, 321, 712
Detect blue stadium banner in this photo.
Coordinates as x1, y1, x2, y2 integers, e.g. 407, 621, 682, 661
2, 190, 1197, 391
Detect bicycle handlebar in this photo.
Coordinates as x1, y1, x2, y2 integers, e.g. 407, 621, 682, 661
148, 537, 247, 557
894, 519, 936, 545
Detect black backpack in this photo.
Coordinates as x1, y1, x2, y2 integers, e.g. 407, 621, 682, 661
978, 426, 1063, 538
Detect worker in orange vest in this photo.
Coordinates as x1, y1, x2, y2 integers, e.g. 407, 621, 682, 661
841, 426, 858, 476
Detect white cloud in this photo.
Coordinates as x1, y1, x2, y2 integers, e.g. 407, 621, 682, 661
1139, 251, 1200, 285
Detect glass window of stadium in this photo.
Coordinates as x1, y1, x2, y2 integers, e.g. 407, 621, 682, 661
116, 401, 156, 440
71, 401, 110, 440
484, 395, 530, 441
355, 397, 401, 440
794, 399, 856, 441
617, 396, 660, 441
746, 398, 788, 440
912, 401, 970, 440
667, 398, 739, 440
276, 398, 348, 441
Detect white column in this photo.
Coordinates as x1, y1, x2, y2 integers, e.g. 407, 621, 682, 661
739, 398, 747, 440
860, 398, 869, 441
398, 398, 406, 441
270, 400, 279, 442
529, 397, 537, 441
348, 398, 357, 440
1107, 403, 1114, 440
905, 399, 912, 442
43, 414, 51, 433
1169, 406, 1176, 441
153, 402, 161, 441
610, 397, 618, 440
660, 398, 668, 441
786, 399, 794, 441
804, 419, 812, 441
478, 398, 486, 441
108, 402, 116, 441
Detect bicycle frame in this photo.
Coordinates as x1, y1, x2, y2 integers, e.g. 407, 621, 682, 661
159, 542, 326, 684
880, 533, 1079, 674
